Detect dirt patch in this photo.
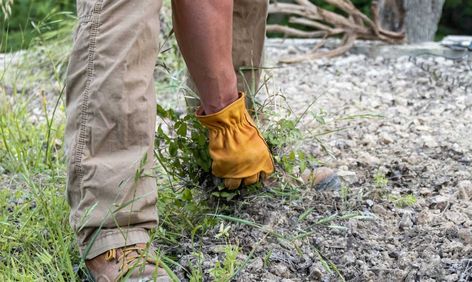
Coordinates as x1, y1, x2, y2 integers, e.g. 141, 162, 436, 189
165, 43, 472, 281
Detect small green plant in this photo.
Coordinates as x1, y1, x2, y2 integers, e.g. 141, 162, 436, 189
209, 244, 241, 282
264, 118, 302, 149
188, 251, 205, 282
264, 113, 320, 183
0, 93, 65, 173
215, 222, 231, 239
263, 250, 272, 268
388, 194, 417, 208
275, 149, 315, 177
371, 171, 416, 208
154, 105, 212, 190
373, 171, 388, 189
313, 247, 346, 282
340, 185, 350, 205
370, 170, 389, 199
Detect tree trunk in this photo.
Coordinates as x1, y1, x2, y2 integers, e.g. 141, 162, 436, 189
378, 0, 405, 32
378, 0, 445, 43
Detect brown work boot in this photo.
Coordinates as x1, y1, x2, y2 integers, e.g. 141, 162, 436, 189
302, 167, 341, 191
85, 243, 170, 282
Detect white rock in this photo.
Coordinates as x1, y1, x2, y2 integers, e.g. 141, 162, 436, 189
458, 228, 472, 244
361, 134, 378, 146
421, 135, 439, 148
270, 263, 290, 278
379, 132, 394, 145
248, 257, 263, 271
416, 210, 431, 225
399, 213, 413, 229
337, 170, 358, 184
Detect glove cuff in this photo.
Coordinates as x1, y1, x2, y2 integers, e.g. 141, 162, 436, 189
195, 92, 247, 130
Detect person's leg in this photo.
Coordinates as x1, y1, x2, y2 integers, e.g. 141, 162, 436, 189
66, 0, 161, 264
232, 0, 268, 103
183, 0, 269, 113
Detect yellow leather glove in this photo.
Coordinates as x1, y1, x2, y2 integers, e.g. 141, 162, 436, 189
196, 93, 275, 189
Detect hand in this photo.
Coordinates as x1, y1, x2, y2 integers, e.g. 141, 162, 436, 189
196, 93, 274, 189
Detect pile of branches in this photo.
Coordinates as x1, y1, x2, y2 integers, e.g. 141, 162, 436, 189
268, 0, 405, 63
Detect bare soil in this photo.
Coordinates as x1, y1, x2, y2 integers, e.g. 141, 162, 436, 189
168, 42, 472, 281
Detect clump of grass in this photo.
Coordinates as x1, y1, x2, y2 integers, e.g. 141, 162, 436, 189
368, 170, 389, 200
209, 244, 241, 282
388, 194, 417, 208
373, 171, 388, 190
370, 170, 416, 208
188, 251, 205, 282
0, 92, 65, 174
0, 10, 81, 280
0, 89, 77, 280
0, 173, 78, 281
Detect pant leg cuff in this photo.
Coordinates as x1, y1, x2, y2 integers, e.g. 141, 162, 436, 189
79, 227, 151, 259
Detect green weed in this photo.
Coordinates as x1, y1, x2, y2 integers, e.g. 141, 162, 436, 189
388, 193, 417, 208
369, 170, 389, 200
0, 91, 65, 174
373, 171, 388, 189
188, 252, 204, 282
155, 105, 212, 190
370, 170, 417, 208
209, 244, 241, 282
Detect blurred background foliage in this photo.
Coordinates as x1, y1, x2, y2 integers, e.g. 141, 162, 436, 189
439, 0, 472, 37
1, 0, 471, 52
0, 0, 75, 51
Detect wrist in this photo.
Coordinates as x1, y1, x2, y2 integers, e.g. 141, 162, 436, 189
206, 94, 238, 114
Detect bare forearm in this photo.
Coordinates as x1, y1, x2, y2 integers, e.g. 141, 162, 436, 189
172, 0, 238, 114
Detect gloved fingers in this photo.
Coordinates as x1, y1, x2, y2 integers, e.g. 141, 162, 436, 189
224, 178, 242, 190
243, 173, 260, 186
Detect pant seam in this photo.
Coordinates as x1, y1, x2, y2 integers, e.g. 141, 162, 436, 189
74, 0, 104, 197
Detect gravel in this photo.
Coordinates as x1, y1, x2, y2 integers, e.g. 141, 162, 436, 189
169, 41, 472, 281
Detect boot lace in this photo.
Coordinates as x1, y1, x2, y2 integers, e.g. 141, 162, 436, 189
104, 244, 156, 279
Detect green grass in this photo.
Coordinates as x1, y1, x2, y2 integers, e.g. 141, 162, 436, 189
0, 54, 76, 280
209, 244, 241, 282
0, 172, 77, 281
0, 10, 77, 279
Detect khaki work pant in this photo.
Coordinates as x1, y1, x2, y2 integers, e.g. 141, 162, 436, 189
65, 0, 268, 259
